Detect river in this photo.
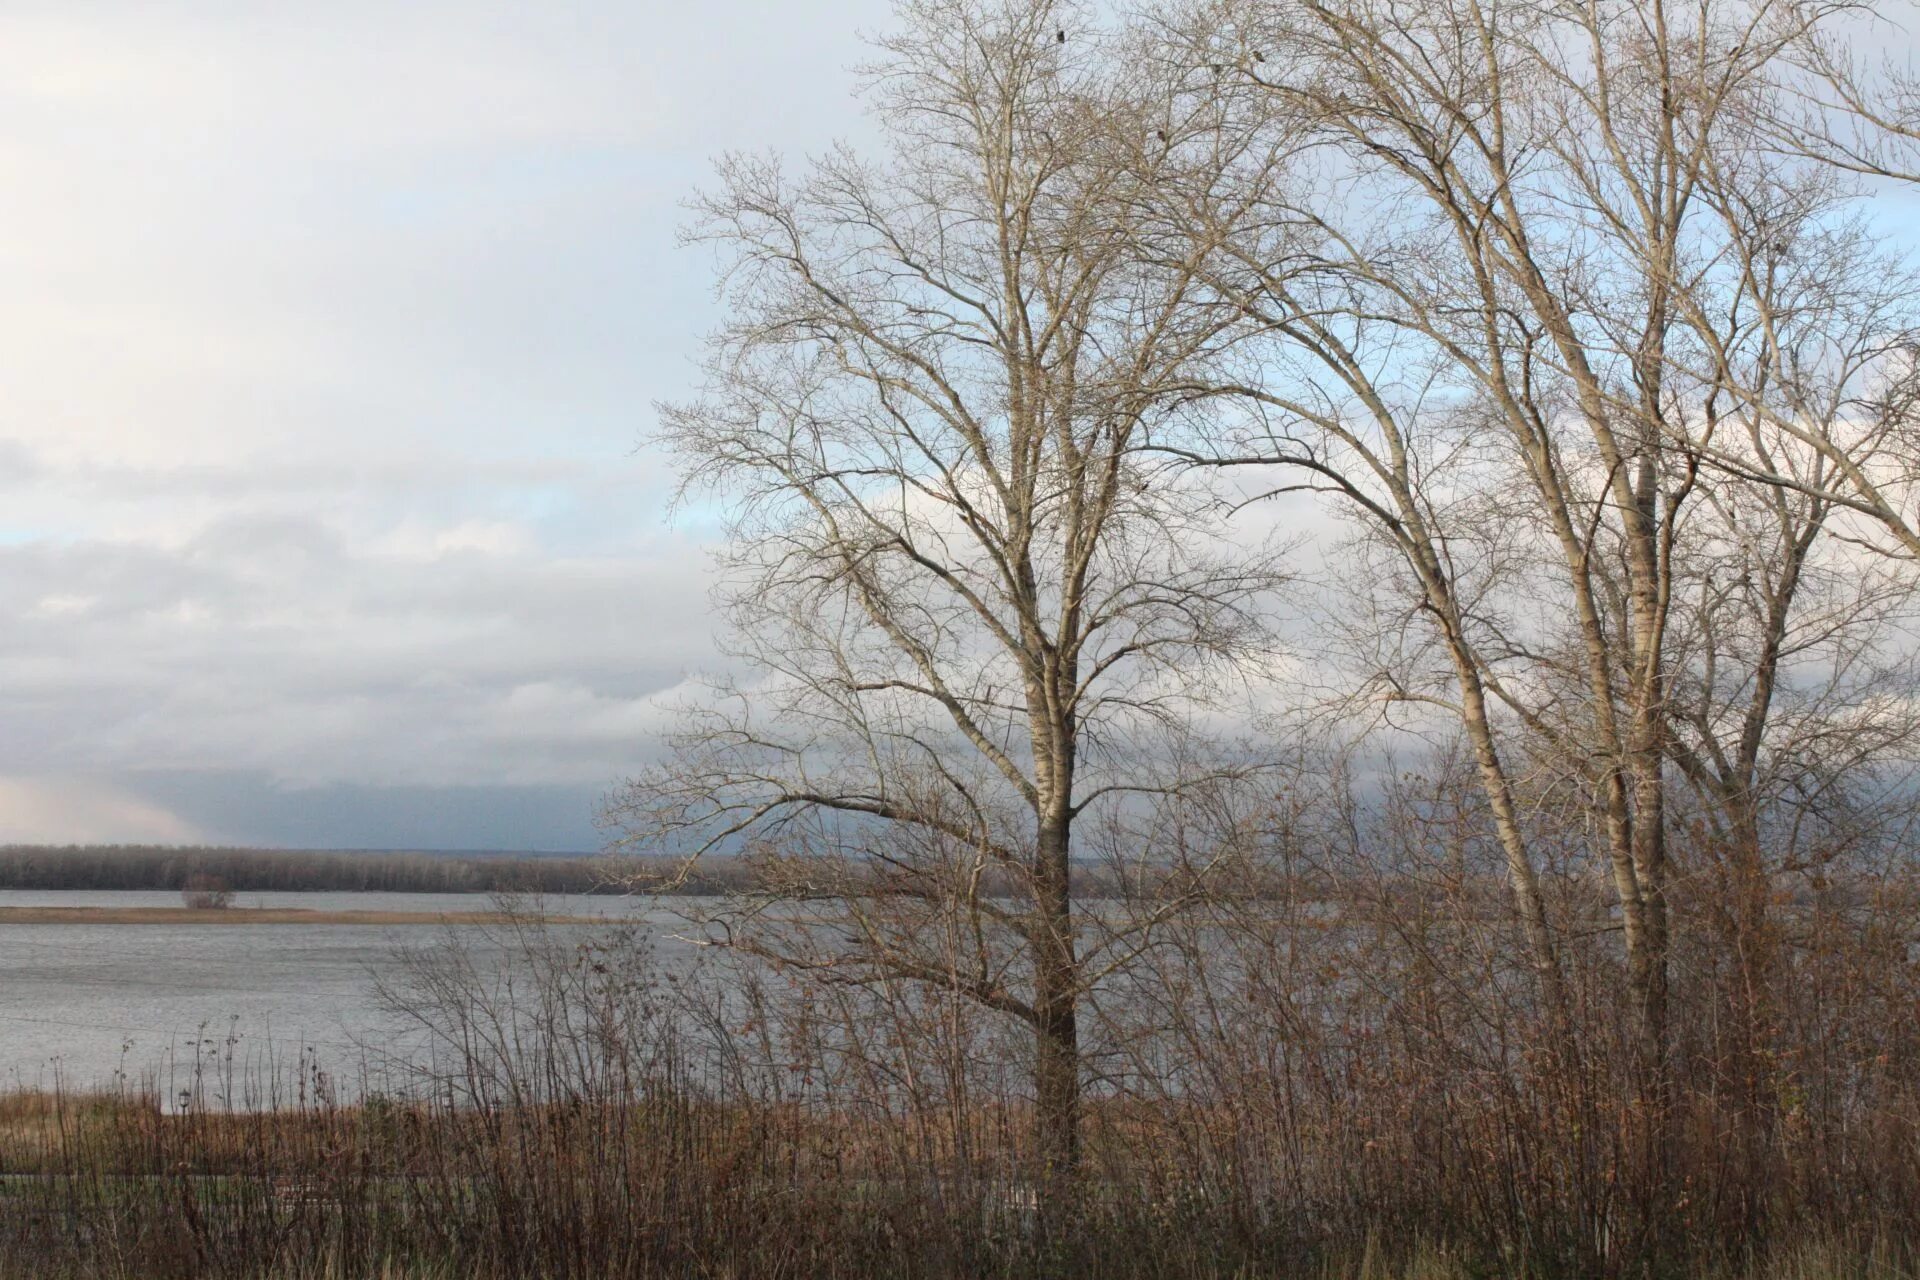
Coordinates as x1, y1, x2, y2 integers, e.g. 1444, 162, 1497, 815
0, 890, 698, 1095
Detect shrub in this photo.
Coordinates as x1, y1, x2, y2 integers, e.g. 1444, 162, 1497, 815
180, 872, 234, 910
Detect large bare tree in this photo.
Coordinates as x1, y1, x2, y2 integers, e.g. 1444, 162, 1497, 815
606, 0, 1283, 1208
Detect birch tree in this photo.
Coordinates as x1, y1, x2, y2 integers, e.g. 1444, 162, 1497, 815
1150, 0, 1897, 1083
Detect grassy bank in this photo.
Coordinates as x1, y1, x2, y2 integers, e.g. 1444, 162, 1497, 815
1, 1085, 1915, 1280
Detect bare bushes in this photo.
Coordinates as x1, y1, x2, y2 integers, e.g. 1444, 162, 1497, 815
5, 875, 1920, 1278
180, 873, 234, 910
370, 855, 1920, 1273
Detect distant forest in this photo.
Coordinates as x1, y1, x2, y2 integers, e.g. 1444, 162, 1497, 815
0, 844, 1186, 901
0, 845, 754, 896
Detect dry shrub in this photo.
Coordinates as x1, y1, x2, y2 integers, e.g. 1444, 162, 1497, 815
4, 867, 1919, 1280
180, 872, 234, 910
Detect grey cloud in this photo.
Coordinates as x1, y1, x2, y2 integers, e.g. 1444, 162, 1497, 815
116, 770, 609, 852
0, 0, 890, 846
0, 445, 721, 805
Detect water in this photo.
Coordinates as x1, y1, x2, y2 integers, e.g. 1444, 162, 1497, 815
0, 891, 699, 1093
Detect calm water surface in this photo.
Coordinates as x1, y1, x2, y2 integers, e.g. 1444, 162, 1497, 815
0, 891, 698, 1093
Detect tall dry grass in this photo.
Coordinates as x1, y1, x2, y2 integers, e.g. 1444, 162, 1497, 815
3, 865, 1918, 1280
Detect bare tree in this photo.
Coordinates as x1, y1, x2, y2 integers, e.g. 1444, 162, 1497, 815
1771, 2, 1920, 185
606, 0, 1284, 1211
1678, 2, 1920, 561
1146, 0, 1918, 1093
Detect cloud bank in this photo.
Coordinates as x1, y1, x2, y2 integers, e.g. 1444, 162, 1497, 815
0, 0, 890, 847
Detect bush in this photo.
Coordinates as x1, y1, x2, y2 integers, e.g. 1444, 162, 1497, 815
180, 872, 234, 910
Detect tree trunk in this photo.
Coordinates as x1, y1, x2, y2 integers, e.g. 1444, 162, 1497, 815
1725, 796, 1778, 1227
1031, 812, 1080, 1227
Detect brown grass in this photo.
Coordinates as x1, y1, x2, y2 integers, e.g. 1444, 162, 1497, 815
3, 870, 1918, 1277
2, 1078, 1915, 1280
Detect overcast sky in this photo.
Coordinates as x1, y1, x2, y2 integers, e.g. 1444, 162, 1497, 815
0, 0, 892, 848
7, 3, 1918, 852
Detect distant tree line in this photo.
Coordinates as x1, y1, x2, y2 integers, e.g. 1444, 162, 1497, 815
0, 845, 759, 896
0, 843, 1190, 901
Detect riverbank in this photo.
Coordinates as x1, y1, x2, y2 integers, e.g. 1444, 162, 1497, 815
0, 905, 597, 925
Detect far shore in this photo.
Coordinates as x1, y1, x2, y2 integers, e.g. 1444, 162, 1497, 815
0, 905, 600, 926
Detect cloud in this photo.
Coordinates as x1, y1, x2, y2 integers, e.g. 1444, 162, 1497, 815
0, 442, 720, 794
0, 776, 202, 844
0, 0, 892, 465
0, 0, 891, 846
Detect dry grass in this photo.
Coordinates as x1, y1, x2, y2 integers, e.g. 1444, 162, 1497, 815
1, 1082, 1913, 1280
3, 875, 1917, 1279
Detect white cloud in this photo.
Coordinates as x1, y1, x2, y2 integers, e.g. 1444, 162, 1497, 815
27, 593, 96, 619
0, 7, 674, 152
376, 519, 534, 560
0, 776, 202, 844
0, 0, 890, 844
0, 438, 721, 797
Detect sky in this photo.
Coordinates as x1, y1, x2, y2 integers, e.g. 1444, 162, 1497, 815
6, 2, 1918, 852
0, 0, 892, 849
